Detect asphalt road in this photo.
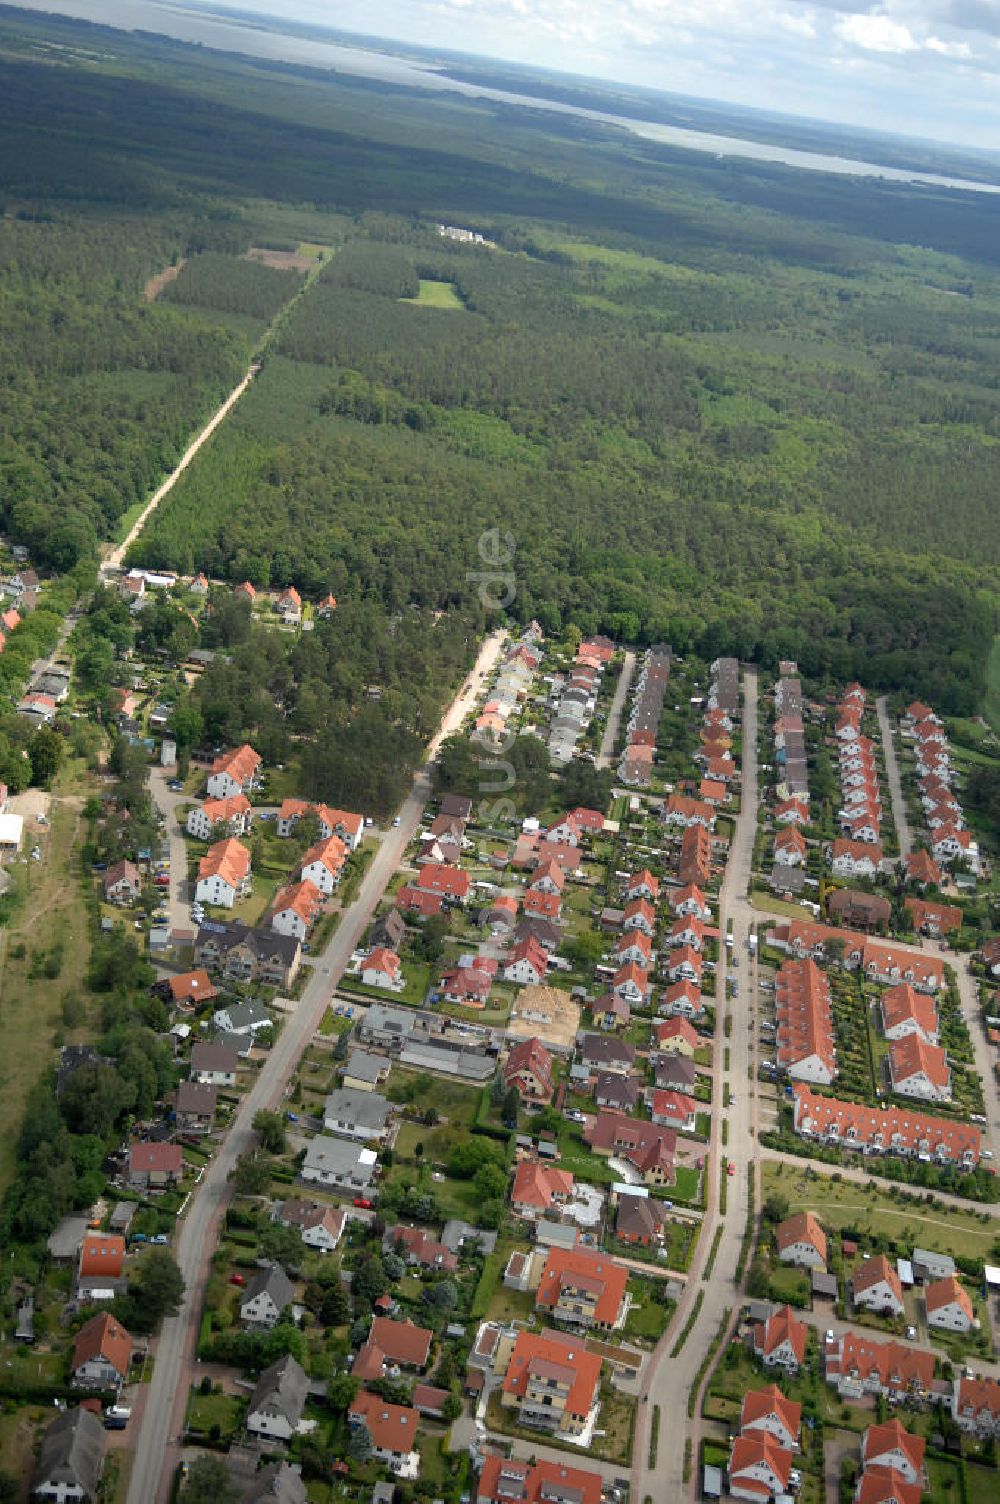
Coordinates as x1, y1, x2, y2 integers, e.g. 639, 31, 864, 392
631, 667, 761, 1501
597, 650, 636, 770
876, 695, 913, 859
148, 767, 191, 932
126, 629, 506, 1504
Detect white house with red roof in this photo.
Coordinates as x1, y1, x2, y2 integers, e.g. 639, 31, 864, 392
751, 1305, 808, 1372
299, 835, 347, 894
276, 586, 301, 623
270, 879, 323, 941
504, 938, 549, 987
362, 947, 403, 990
862, 1420, 925, 1486
665, 946, 702, 984
888, 1035, 950, 1102
739, 1385, 801, 1451
670, 883, 711, 919
774, 827, 807, 867
880, 984, 939, 1045
952, 1375, 1000, 1437
924, 1275, 974, 1333
207, 744, 262, 800
622, 897, 656, 936
776, 1212, 827, 1270
626, 870, 659, 903
852, 1256, 904, 1317
658, 980, 704, 1018
728, 1434, 794, 1501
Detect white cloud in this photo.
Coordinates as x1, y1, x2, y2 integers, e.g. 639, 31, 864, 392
925, 32, 974, 51
834, 12, 920, 50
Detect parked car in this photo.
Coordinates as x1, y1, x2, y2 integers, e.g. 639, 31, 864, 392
353, 1197, 374, 1210
229, 1273, 246, 1287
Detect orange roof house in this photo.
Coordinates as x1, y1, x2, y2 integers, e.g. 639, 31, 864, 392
71, 1311, 132, 1387
511, 1161, 574, 1215
776, 1211, 827, 1269
739, 1384, 802, 1451
501, 1329, 602, 1425
79, 1234, 125, 1280
534, 1246, 628, 1329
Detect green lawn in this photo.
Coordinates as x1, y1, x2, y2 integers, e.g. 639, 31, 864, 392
762, 1160, 998, 1258
386, 1067, 483, 1125
185, 1387, 246, 1439
401, 278, 465, 309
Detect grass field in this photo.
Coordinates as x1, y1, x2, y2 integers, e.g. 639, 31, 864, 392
763, 1160, 998, 1259
0, 788, 93, 1191
401, 278, 465, 309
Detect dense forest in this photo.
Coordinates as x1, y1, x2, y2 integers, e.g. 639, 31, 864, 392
0, 8, 997, 717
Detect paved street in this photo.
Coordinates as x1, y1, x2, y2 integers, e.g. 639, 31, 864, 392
597, 650, 636, 770
876, 694, 912, 858
148, 766, 191, 933
126, 629, 506, 1504
631, 667, 761, 1501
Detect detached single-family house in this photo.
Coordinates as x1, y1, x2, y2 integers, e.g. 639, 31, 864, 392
71, 1312, 131, 1391
189, 1041, 240, 1087
852, 1256, 905, 1318
361, 947, 403, 990
276, 586, 302, 624
740, 1384, 801, 1452
247, 1354, 308, 1441
300, 1137, 377, 1192
323, 1088, 391, 1142
924, 1276, 974, 1333
270, 879, 323, 941
504, 1037, 554, 1104
728, 1435, 793, 1502
348, 1392, 420, 1474
241, 1264, 294, 1329
32, 1408, 104, 1503
128, 1141, 183, 1191
776, 1211, 827, 1270
174, 1080, 217, 1134
751, 1305, 808, 1372
276, 1199, 346, 1253
103, 860, 141, 906
861, 1419, 926, 1486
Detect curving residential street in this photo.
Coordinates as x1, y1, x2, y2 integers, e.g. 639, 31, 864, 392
126, 629, 506, 1504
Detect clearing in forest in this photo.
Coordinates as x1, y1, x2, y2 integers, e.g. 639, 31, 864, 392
244, 245, 316, 272
401, 278, 465, 309
143, 260, 185, 301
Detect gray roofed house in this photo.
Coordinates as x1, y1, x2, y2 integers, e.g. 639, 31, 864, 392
440, 1220, 498, 1255
534, 1220, 579, 1250
213, 998, 272, 1040
300, 1136, 377, 1191
322, 1088, 391, 1141
616, 1193, 666, 1246
595, 1072, 641, 1111
239, 1464, 307, 1504
343, 1050, 391, 1091
359, 1003, 419, 1050
247, 1354, 309, 1441
654, 1054, 697, 1092
15, 1294, 34, 1343
175, 1079, 217, 1133
398, 1041, 495, 1080
370, 908, 407, 953
578, 1033, 636, 1075
514, 917, 561, 952
33, 1407, 104, 1501
241, 1263, 295, 1329
913, 1248, 956, 1283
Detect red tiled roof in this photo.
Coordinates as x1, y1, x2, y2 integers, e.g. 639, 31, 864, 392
349, 1391, 419, 1456
740, 1383, 801, 1444
776, 1211, 826, 1262
535, 1246, 628, 1326
198, 837, 250, 888
476, 1456, 602, 1504
888, 1034, 950, 1090
774, 959, 835, 1078
753, 1304, 807, 1364
502, 1329, 602, 1416
794, 1084, 979, 1163
863, 1418, 926, 1474
729, 1435, 793, 1491
512, 1161, 574, 1209
924, 1275, 973, 1320
72, 1312, 131, 1380
854, 1255, 903, 1303
210, 743, 260, 783
128, 1142, 182, 1174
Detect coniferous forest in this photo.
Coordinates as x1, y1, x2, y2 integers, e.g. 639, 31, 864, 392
0, 4, 998, 725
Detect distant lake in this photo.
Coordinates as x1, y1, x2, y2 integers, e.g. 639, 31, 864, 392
16, 0, 1000, 195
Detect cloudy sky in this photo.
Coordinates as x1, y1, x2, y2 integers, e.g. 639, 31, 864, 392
202, 0, 1000, 148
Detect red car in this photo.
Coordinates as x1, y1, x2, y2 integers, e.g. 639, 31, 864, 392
229, 1273, 246, 1287
727, 1162, 736, 1177
353, 1197, 374, 1210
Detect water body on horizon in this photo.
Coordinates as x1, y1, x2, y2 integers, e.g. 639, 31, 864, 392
14, 0, 1000, 195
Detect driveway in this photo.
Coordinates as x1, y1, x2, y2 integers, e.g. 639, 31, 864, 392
876, 696, 912, 858
149, 765, 192, 932
598, 650, 636, 770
